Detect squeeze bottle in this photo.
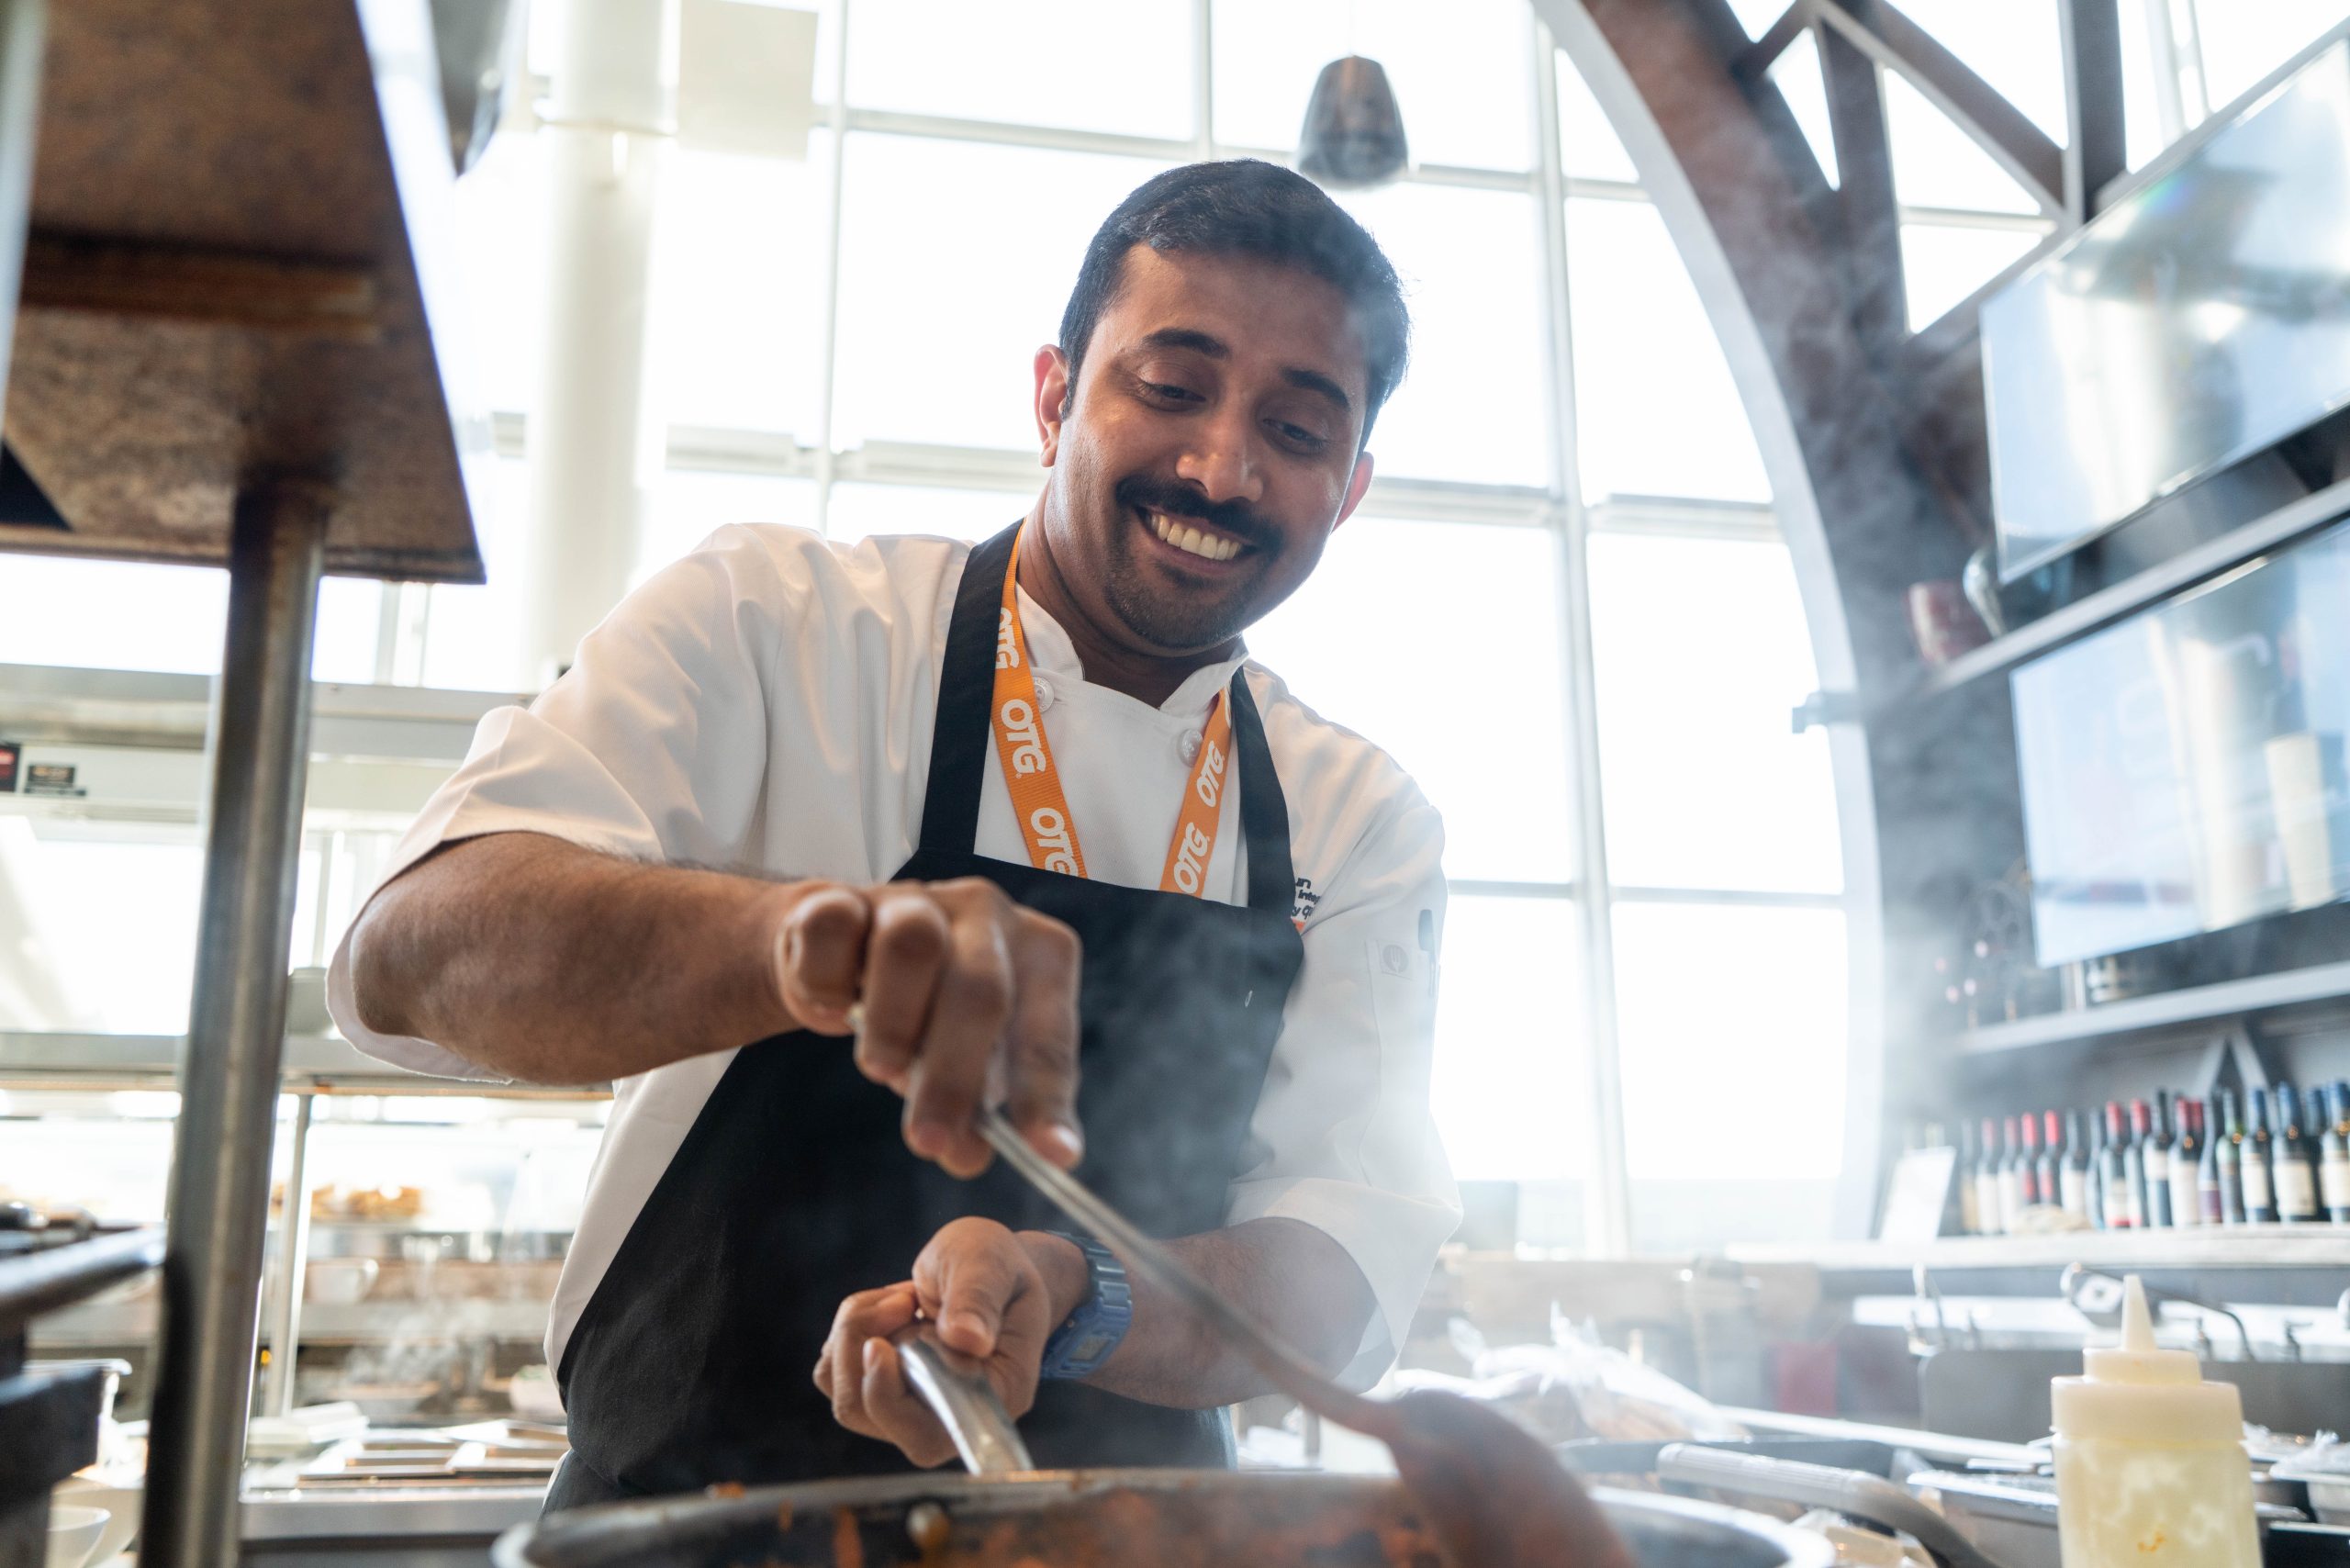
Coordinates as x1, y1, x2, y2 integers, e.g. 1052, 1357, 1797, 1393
2053, 1275, 2258, 1568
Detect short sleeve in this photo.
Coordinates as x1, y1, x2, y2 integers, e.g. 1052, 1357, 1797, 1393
325, 527, 789, 1077
1222, 787, 1460, 1389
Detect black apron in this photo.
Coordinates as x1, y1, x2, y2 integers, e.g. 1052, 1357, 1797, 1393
545, 523, 1307, 1507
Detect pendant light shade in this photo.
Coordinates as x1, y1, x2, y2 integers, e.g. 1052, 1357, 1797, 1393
1297, 55, 1408, 189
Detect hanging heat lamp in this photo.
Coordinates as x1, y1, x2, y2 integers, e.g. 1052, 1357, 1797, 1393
1297, 55, 1409, 189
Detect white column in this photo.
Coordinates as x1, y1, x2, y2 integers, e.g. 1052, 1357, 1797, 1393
521, 0, 679, 689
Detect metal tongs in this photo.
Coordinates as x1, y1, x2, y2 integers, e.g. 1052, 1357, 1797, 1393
893, 1104, 1632, 1568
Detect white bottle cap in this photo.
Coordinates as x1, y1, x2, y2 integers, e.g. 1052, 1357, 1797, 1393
2052, 1275, 2244, 1444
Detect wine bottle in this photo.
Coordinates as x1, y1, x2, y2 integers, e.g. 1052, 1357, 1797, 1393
2123, 1099, 2153, 1228
2061, 1108, 2093, 1222
2100, 1102, 2135, 1228
1998, 1114, 2024, 1233
2321, 1083, 2350, 1226
2244, 1087, 2277, 1223
1974, 1115, 2004, 1237
2273, 1081, 2320, 1224
2036, 1111, 2063, 1218
1955, 1122, 1980, 1236
2167, 1094, 2203, 1228
2216, 1089, 2246, 1225
2019, 1112, 2043, 1213
2096, 1109, 2115, 1231
2143, 1091, 2171, 1222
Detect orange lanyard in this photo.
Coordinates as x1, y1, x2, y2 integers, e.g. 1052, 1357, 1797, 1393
990, 529, 1235, 895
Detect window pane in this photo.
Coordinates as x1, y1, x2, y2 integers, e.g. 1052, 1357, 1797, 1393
1334, 182, 1549, 486
422, 457, 534, 693
1724, 0, 1793, 38
826, 482, 1024, 543
1884, 72, 2042, 215
1212, 0, 1536, 171
1889, 0, 2069, 139
2118, 0, 2173, 169
650, 142, 832, 438
313, 578, 386, 685
639, 470, 819, 586
832, 135, 1171, 453
1768, 30, 1841, 187
1898, 219, 2047, 330
0, 822, 205, 1034
0, 559, 224, 675
450, 130, 542, 417
1431, 894, 1585, 1181
1246, 516, 1574, 882
1589, 532, 1842, 894
1614, 902, 1848, 1182
1555, 50, 1638, 185
2195, 0, 2350, 112
1567, 197, 1770, 503
846, 0, 1193, 140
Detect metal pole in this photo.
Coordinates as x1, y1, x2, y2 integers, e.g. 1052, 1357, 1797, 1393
260, 1092, 317, 1417
1533, 17, 1632, 1259
140, 479, 329, 1568
0, 0, 42, 420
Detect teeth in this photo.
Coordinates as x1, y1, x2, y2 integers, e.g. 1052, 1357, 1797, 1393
1147, 510, 1240, 562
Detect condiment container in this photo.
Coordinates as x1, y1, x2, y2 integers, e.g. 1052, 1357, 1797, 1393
2052, 1273, 2258, 1568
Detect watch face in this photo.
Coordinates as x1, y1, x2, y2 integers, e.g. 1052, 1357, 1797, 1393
1069, 1330, 1115, 1363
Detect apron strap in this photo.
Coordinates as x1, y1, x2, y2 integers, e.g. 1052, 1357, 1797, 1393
1225, 674, 1295, 919
917, 522, 1023, 857
918, 521, 1297, 923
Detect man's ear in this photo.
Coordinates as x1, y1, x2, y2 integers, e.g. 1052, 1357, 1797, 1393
1333, 449, 1375, 531
1035, 345, 1071, 467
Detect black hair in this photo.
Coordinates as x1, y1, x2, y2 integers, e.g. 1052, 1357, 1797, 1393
1057, 159, 1410, 442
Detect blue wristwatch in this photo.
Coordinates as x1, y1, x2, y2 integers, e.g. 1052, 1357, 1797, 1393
1037, 1232, 1132, 1381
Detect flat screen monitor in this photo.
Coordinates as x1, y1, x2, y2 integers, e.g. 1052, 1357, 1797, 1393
1982, 32, 2350, 583
2013, 520, 2350, 967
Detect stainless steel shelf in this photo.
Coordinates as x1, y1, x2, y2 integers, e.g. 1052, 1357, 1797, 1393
1729, 1226, 2350, 1272
31, 1294, 549, 1350
1949, 959, 2350, 1055
0, 1031, 607, 1097
1869, 475, 2350, 720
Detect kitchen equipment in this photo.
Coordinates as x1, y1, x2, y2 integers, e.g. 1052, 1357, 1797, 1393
1656, 1445, 2012, 1568
1, 1227, 163, 1566
51, 1475, 139, 1565
2269, 1445, 2350, 1526
42, 1505, 106, 1568
968, 1106, 1628, 1566
304, 1257, 379, 1306
495, 1472, 1833, 1568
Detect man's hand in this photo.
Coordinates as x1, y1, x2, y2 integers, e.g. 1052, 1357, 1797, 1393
813, 1219, 1080, 1466
770, 877, 1082, 1178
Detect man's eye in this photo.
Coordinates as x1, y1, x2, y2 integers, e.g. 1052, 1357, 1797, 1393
1269, 420, 1327, 452
1145, 382, 1203, 404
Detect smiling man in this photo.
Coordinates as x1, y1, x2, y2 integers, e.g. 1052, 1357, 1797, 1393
333, 159, 1460, 1505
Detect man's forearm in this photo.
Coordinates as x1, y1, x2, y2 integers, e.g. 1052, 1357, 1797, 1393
1023, 1217, 1376, 1408
346, 832, 797, 1084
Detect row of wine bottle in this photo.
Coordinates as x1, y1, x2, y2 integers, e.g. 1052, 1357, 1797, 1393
1956, 1081, 2350, 1235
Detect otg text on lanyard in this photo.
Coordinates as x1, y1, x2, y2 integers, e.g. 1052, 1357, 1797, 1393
990, 529, 1234, 896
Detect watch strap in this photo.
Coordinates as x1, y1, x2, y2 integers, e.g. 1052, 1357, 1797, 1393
1037, 1231, 1132, 1381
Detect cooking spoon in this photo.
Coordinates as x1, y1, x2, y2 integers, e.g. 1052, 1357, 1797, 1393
968, 1105, 1634, 1568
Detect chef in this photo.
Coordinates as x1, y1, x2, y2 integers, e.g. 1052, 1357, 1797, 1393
330, 159, 1458, 1504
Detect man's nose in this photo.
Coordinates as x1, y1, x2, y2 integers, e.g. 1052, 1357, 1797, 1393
1172, 405, 1265, 509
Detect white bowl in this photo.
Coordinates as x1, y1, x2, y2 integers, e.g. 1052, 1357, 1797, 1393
54, 1475, 140, 1564
45, 1505, 107, 1568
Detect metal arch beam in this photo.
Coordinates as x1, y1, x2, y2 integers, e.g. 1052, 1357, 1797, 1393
1810, 0, 2067, 216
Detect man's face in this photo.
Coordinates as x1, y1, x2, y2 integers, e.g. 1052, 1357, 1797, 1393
1033, 247, 1377, 656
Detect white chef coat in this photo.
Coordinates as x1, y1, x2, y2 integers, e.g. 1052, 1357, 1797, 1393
327, 524, 1460, 1390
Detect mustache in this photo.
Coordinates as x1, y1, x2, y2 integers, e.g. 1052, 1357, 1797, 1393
1114, 476, 1279, 554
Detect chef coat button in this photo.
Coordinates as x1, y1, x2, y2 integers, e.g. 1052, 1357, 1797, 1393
1034, 676, 1055, 711
1381, 944, 1409, 975
1179, 730, 1202, 764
